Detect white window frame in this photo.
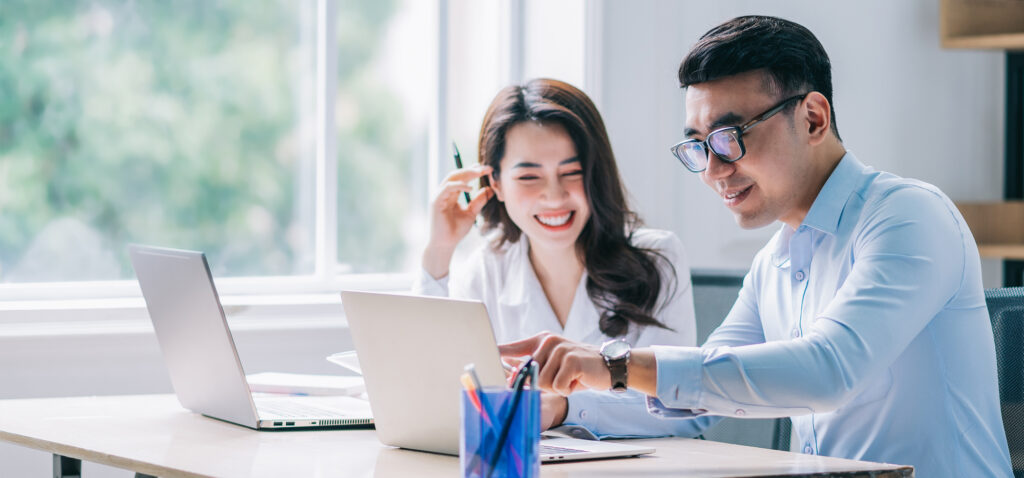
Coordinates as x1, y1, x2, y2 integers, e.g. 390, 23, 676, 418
0, 0, 430, 304
0, 0, 598, 328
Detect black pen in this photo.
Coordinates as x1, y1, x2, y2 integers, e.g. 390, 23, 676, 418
452, 141, 472, 205
487, 356, 533, 478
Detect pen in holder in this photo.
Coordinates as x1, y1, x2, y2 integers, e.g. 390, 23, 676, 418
460, 362, 540, 478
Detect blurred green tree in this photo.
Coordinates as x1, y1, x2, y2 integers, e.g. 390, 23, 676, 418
0, 0, 413, 281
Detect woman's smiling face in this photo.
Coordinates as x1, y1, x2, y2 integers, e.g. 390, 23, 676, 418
491, 121, 590, 251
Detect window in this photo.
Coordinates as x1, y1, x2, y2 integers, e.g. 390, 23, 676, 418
0, 0, 589, 303
2, 1, 317, 282
334, 0, 436, 275
0, 0, 438, 299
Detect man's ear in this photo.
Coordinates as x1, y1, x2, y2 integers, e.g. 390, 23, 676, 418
488, 171, 505, 202
803, 91, 832, 146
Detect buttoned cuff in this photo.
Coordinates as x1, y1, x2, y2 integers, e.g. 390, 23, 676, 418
646, 395, 705, 418
565, 392, 600, 432
652, 345, 704, 409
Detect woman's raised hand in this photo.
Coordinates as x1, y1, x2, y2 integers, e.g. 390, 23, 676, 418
422, 165, 494, 279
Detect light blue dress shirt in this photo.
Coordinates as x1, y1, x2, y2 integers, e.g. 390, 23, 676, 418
650, 153, 1012, 477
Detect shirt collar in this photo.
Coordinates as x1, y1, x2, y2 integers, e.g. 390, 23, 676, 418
769, 151, 865, 265
496, 236, 579, 335
498, 236, 532, 306
800, 151, 866, 235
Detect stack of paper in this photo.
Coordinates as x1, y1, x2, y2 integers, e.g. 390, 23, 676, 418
246, 372, 365, 397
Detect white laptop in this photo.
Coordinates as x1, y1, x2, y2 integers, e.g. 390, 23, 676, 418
129, 244, 373, 430
340, 290, 655, 462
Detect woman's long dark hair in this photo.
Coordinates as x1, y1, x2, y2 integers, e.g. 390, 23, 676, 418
477, 78, 675, 338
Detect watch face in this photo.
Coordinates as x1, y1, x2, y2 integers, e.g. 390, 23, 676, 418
602, 340, 629, 360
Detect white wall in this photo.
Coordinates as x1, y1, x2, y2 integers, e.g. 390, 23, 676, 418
594, 0, 1006, 282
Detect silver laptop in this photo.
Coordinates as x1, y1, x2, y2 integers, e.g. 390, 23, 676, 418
129, 244, 373, 430
340, 290, 655, 462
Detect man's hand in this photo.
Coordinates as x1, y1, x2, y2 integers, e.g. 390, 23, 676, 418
501, 332, 661, 396
499, 332, 611, 396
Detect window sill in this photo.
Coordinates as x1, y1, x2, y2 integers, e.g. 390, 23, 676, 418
0, 273, 414, 338
0, 294, 351, 338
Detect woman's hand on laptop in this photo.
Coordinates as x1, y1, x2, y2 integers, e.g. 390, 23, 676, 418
541, 392, 569, 430
499, 332, 609, 396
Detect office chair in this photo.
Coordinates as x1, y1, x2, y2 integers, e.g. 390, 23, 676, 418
692, 269, 793, 451
771, 418, 791, 452
986, 287, 1024, 477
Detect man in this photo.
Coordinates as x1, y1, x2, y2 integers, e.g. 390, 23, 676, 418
501, 15, 1012, 476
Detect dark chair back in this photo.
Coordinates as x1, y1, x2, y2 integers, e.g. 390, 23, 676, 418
691, 269, 791, 451
986, 287, 1024, 476
771, 417, 791, 452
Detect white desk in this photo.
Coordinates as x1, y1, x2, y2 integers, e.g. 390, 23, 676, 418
0, 394, 913, 477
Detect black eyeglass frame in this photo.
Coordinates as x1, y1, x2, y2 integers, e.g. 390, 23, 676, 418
670, 92, 810, 173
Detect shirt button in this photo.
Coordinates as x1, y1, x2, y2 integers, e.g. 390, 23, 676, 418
803, 445, 814, 454
794, 270, 806, 281
791, 329, 801, 338
579, 410, 588, 420
734, 409, 746, 417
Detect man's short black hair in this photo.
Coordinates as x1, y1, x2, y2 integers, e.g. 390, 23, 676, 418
679, 15, 840, 140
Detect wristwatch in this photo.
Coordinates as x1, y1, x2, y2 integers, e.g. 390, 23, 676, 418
600, 339, 631, 393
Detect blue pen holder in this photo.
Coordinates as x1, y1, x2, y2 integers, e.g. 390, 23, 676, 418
460, 387, 540, 478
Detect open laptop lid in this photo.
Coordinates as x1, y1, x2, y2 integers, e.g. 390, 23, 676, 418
129, 244, 260, 429
340, 291, 507, 455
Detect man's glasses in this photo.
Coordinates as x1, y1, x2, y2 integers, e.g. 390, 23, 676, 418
670, 93, 809, 173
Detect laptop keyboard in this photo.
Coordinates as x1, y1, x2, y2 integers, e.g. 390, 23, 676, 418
254, 396, 366, 419
539, 444, 587, 455
257, 401, 340, 418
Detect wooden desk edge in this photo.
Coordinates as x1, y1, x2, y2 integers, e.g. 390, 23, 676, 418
0, 395, 916, 478
0, 428, 206, 478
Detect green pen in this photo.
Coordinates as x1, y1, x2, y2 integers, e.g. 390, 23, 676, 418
452, 142, 472, 205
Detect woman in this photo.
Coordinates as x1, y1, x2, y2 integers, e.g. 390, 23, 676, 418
415, 79, 707, 438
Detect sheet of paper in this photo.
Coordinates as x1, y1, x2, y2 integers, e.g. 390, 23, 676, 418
325, 350, 362, 375
246, 372, 365, 397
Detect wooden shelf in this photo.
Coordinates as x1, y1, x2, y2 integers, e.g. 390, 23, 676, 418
978, 244, 1024, 260
942, 32, 1024, 50
941, 0, 1024, 50
956, 201, 1024, 258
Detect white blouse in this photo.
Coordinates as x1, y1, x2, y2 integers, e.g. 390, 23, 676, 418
414, 228, 708, 438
